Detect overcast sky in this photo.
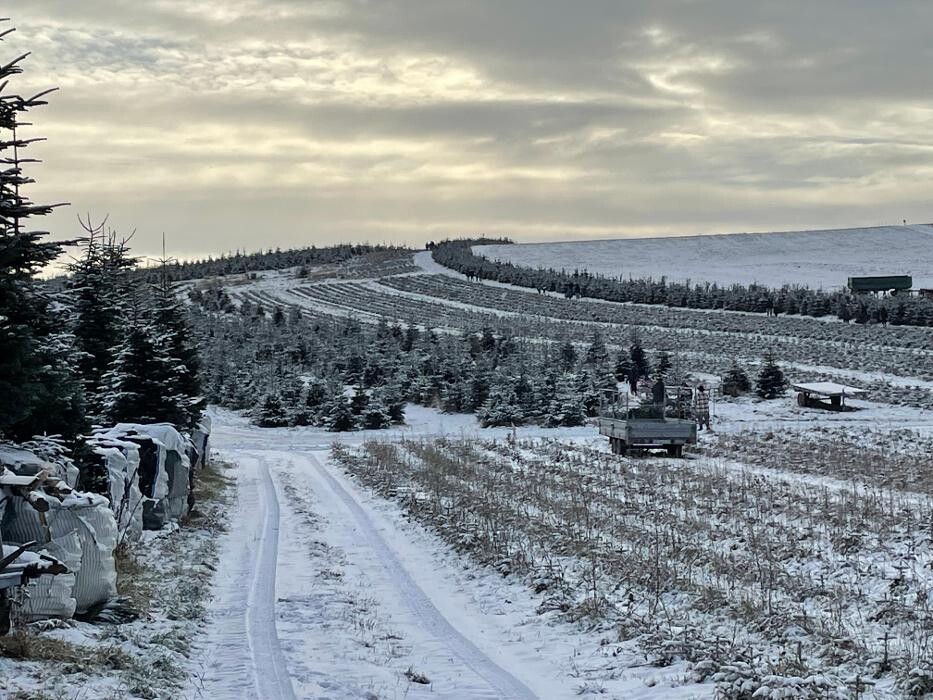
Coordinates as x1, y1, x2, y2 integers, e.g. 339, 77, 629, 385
9, 1, 933, 261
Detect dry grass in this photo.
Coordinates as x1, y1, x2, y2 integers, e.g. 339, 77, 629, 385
184, 460, 235, 531
114, 543, 154, 615
0, 631, 134, 672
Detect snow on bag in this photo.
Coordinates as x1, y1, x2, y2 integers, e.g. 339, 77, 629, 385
84, 436, 144, 543
0, 444, 78, 490
2, 489, 118, 614
94, 424, 190, 529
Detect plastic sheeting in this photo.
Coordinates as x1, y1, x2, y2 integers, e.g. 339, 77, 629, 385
108, 424, 190, 528
2, 491, 118, 614
192, 415, 212, 469
85, 437, 144, 544
20, 532, 81, 620
0, 445, 78, 489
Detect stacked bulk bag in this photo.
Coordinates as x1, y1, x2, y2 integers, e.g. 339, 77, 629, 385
0, 541, 69, 634
93, 424, 190, 530
83, 435, 144, 544
2, 488, 118, 615
0, 444, 78, 490
192, 415, 212, 469
1, 448, 118, 619
19, 532, 82, 619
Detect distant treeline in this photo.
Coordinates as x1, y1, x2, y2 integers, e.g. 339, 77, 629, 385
432, 239, 933, 327
134, 244, 408, 283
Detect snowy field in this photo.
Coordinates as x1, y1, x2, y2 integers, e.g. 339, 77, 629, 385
169, 248, 933, 698
189, 395, 933, 699
475, 224, 933, 289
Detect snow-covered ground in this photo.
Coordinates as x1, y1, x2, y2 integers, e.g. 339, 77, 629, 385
189, 408, 717, 699
186, 393, 933, 699
176, 241, 933, 698
476, 224, 933, 289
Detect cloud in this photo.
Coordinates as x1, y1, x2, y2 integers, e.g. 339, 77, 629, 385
5, 1, 933, 261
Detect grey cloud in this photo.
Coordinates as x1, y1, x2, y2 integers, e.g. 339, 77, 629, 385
6, 0, 933, 259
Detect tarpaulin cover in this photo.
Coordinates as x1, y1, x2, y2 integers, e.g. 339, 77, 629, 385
0, 444, 77, 489
85, 437, 144, 544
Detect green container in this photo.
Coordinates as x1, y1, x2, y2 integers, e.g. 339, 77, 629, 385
847, 275, 912, 292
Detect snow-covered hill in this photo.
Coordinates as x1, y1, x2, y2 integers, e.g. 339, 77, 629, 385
476, 224, 933, 289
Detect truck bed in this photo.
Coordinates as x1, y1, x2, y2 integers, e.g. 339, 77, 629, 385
598, 416, 697, 446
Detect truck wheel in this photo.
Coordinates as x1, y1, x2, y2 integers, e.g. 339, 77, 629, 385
666, 445, 682, 458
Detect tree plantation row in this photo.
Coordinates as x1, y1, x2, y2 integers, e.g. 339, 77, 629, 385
432, 238, 933, 328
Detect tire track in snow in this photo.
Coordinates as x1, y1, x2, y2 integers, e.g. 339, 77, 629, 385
247, 459, 297, 700
193, 455, 296, 700
304, 452, 538, 700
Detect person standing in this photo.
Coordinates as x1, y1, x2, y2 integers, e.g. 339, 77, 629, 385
694, 384, 712, 431
651, 377, 666, 407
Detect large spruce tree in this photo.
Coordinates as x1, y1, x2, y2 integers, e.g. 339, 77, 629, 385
98, 318, 189, 426
0, 29, 85, 440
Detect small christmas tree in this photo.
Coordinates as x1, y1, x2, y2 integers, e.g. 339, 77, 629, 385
653, 351, 672, 380
629, 334, 650, 379
361, 395, 392, 429
254, 392, 289, 427
755, 352, 787, 399
722, 362, 751, 397
613, 352, 633, 384
477, 384, 523, 427
546, 376, 586, 427
324, 391, 356, 432
99, 320, 189, 426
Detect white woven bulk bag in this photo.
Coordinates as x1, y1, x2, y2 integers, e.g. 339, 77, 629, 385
20, 531, 81, 620
3, 490, 118, 614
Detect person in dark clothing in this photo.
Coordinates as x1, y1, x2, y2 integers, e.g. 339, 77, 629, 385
651, 378, 666, 406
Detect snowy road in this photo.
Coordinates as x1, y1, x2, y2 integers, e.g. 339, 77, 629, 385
192, 427, 547, 699
190, 454, 297, 700
189, 411, 709, 699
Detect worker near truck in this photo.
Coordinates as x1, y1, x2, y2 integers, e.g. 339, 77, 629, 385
694, 385, 712, 431
651, 377, 666, 407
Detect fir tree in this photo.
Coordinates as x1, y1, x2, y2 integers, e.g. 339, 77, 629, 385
99, 319, 189, 425
546, 376, 586, 427
361, 393, 392, 429
630, 334, 650, 379
614, 352, 634, 384
722, 362, 751, 396
583, 331, 609, 369
755, 352, 787, 400
477, 382, 523, 427
653, 351, 672, 380
323, 391, 356, 431
149, 263, 203, 427
350, 385, 369, 415
254, 392, 289, 427
574, 369, 603, 417
0, 36, 84, 440
557, 339, 577, 372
